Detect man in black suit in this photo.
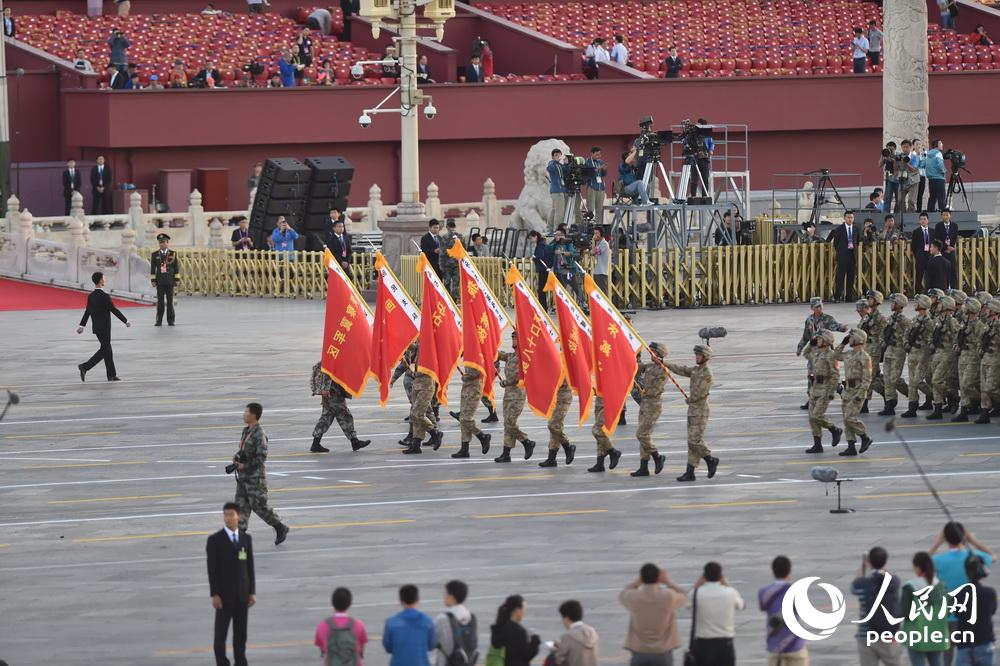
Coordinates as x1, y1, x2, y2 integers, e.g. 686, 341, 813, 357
90, 155, 113, 215
831, 210, 859, 302
339, 0, 359, 41
910, 212, 933, 291
463, 54, 483, 83
419, 218, 443, 277
207, 502, 256, 666
77, 271, 130, 381
934, 207, 960, 288
417, 54, 433, 83
326, 217, 352, 271
194, 59, 223, 87
62, 158, 82, 215
3, 7, 16, 38
925, 240, 950, 291
107, 64, 127, 90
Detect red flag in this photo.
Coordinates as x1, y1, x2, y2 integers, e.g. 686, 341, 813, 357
370, 251, 421, 406
449, 240, 510, 405
416, 252, 463, 405
545, 272, 594, 425
505, 265, 565, 418
584, 274, 643, 436
320, 249, 375, 397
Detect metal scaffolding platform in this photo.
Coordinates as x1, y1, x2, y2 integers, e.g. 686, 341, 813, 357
606, 201, 740, 251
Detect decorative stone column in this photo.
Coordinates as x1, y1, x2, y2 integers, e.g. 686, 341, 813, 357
4, 194, 18, 233
128, 191, 144, 233
208, 217, 225, 248
188, 189, 206, 246
883, 0, 929, 146
425, 182, 442, 221
14, 209, 33, 274
481, 178, 500, 229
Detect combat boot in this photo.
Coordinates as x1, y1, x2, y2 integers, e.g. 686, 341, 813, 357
704, 455, 720, 479
859, 434, 874, 454
428, 430, 443, 451
877, 399, 897, 416
310, 436, 330, 453
274, 523, 289, 545
630, 458, 650, 477
968, 401, 982, 415
860, 399, 870, 414
587, 455, 606, 473
562, 443, 576, 464
676, 465, 696, 482
652, 452, 666, 475
482, 407, 499, 423
608, 448, 622, 470
350, 437, 371, 452
618, 410, 627, 426
449, 410, 461, 422
476, 431, 492, 455
992, 406, 1000, 417
800, 401, 810, 410
521, 439, 536, 460
538, 449, 558, 468
951, 407, 970, 423
918, 396, 934, 410
432, 404, 440, 421
829, 426, 842, 447
974, 411, 991, 424
927, 403, 944, 420
452, 441, 471, 459
946, 396, 960, 414
838, 441, 859, 457
494, 447, 512, 463
403, 439, 423, 454
805, 436, 824, 454
900, 401, 919, 418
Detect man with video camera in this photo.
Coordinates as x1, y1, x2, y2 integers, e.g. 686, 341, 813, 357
618, 148, 652, 206
684, 118, 714, 199
231, 402, 290, 545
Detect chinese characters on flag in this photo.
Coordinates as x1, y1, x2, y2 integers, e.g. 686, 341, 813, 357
370, 251, 421, 406
545, 272, 594, 424
321, 249, 375, 397
505, 265, 565, 418
416, 252, 463, 405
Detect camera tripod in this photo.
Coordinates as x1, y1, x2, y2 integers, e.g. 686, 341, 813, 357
805, 169, 846, 226
641, 157, 675, 203
562, 190, 587, 229
946, 168, 971, 211
679, 155, 711, 203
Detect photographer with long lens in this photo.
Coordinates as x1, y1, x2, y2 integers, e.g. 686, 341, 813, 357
230, 402, 290, 545
880, 142, 901, 215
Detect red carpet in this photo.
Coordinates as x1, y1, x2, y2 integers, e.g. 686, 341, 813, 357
0, 279, 149, 312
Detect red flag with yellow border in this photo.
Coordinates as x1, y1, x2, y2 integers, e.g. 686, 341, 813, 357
416, 252, 463, 405
448, 240, 510, 405
545, 272, 594, 424
584, 274, 643, 435
505, 265, 564, 418
370, 251, 421, 406
320, 249, 375, 397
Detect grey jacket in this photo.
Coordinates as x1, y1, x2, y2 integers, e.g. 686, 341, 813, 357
554, 622, 599, 666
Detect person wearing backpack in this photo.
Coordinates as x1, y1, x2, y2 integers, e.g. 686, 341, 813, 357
490, 595, 540, 666
315, 587, 368, 666
435, 580, 478, 666
850, 547, 905, 666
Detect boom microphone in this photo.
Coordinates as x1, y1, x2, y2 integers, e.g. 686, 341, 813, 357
698, 327, 728, 345
810, 466, 839, 483
0, 389, 19, 423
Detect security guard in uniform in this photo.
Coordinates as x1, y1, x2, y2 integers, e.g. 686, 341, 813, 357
928, 295, 961, 419
630, 343, 668, 477
494, 335, 536, 462
832, 329, 873, 457
953, 298, 986, 421
150, 233, 180, 326
977, 299, 1000, 424
861, 290, 887, 414
803, 329, 843, 454
452, 367, 492, 459
309, 361, 371, 453
875, 293, 911, 415
666, 344, 720, 482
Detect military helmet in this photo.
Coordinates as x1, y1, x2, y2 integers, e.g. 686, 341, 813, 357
818, 329, 836, 345
693, 344, 714, 360
949, 289, 968, 304
939, 295, 957, 311
888, 293, 908, 308
855, 299, 868, 312
965, 298, 982, 313
986, 299, 1000, 315
975, 291, 992, 304
915, 294, 932, 310
865, 290, 884, 304
648, 342, 667, 357
927, 288, 945, 299
850, 328, 868, 344
809, 296, 823, 309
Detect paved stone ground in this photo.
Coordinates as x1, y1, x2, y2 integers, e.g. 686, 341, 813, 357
2, 296, 999, 665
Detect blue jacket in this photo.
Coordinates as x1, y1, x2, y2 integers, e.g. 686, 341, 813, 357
278, 59, 297, 88
618, 160, 638, 186
585, 158, 606, 191
925, 148, 946, 180
547, 160, 567, 194
533, 239, 554, 273
271, 227, 299, 259
382, 607, 436, 666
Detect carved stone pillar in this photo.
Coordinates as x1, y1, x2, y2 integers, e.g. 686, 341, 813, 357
883, 0, 929, 146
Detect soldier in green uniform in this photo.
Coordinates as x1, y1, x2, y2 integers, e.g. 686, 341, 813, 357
150, 233, 180, 326
630, 343, 668, 477
393, 342, 439, 443
439, 219, 460, 300
309, 362, 371, 453
977, 299, 1000, 424
233, 402, 289, 544
539, 380, 575, 468
927, 295, 961, 419
451, 367, 492, 459
796, 297, 849, 409
402, 371, 443, 454
953, 298, 986, 422
493, 335, 536, 463
803, 329, 843, 454
901, 295, 936, 417
588, 395, 623, 473
861, 290, 887, 414
832, 329, 873, 457
667, 344, 720, 482
874, 293, 911, 415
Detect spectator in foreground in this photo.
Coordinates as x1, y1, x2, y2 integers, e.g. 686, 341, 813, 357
691, 561, 744, 666
610, 34, 628, 66
954, 556, 997, 666
851, 547, 905, 666
665, 46, 683, 78
490, 595, 540, 666
931, 521, 994, 665
316, 587, 368, 664
551, 600, 598, 666
3, 7, 15, 38
852, 27, 869, 74
901, 552, 950, 666
72, 49, 93, 72
463, 54, 483, 83
866, 20, 884, 67
619, 563, 687, 666
383, 585, 435, 666
433, 580, 476, 666
759, 556, 808, 665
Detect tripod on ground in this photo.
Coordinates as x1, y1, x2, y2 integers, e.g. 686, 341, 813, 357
946, 167, 971, 211
805, 169, 846, 226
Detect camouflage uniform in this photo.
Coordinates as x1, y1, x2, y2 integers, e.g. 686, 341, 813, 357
929, 298, 961, 414
234, 423, 286, 533
665, 356, 714, 466
547, 381, 573, 451
439, 228, 460, 299
409, 372, 438, 442
862, 308, 887, 402
873, 300, 911, 412
902, 297, 935, 416
498, 351, 529, 448
310, 363, 358, 442
796, 302, 848, 406
954, 299, 985, 417
393, 343, 438, 424
591, 396, 614, 455
978, 302, 1000, 422
635, 360, 666, 460
832, 331, 873, 455
803, 332, 841, 449
458, 367, 484, 442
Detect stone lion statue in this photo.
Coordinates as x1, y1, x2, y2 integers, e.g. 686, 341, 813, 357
507, 138, 571, 233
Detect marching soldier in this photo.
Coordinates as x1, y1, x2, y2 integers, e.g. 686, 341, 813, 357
950, 289, 969, 323
588, 395, 623, 473
402, 370, 443, 454
861, 291, 887, 414
901, 295, 935, 417
832, 329, 874, 457
796, 298, 849, 410
539, 380, 576, 468
803, 329, 843, 454
233, 402, 289, 544
953, 298, 985, 422
630, 343, 668, 477
667, 344, 721, 482
977, 299, 1000, 424
451, 367, 492, 459
309, 361, 371, 453
874, 293, 911, 415
927, 295, 961, 419
393, 342, 439, 442
439, 219, 460, 300
150, 233, 180, 326
493, 335, 536, 463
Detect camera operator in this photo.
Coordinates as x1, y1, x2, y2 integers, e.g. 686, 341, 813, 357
925, 139, 947, 212
552, 227, 583, 303
685, 118, 714, 199
737, 213, 754, 245
861, 216, 878, 248
618, 148, 652, 206
547, 149, 569, 232
592, 228, 611, 295
881, 214, 901, 241
584, 147, 607, 225
880, 141, 901, 215
910, 139, 928, 212
801, 221, 823, 243
107, 29, 130, 68
232, 402, 289, 544
896, 140, 919, 212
